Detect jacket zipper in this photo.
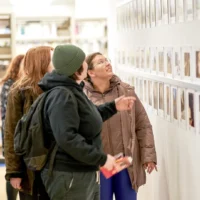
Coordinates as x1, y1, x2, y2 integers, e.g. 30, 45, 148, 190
102, 93, 114, 155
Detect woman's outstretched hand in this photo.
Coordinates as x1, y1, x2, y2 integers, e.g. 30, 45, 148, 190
115, 95, 136, 111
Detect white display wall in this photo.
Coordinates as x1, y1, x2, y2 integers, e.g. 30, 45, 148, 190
107, 0, 200, 200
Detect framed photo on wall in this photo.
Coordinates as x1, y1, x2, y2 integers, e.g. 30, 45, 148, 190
158, 82, 164, 117
162, 0, 169, 24
158, 47, 164, 76
129, 1, 134, 30
144, 79, 148, 107
165, 47, 173, 77
169, 0, 176, 23
150, 0, 156, 27
136, 48, 141, 69
151, 47, 157, 73
156, 0, 162, 25
171, 86, 179, 124
148, 80, 153, 111
182, 47, 192, 80
194, 47, 200, 82
139, 78, 144, 102
146, 0, 151, 28
141, 0, 146, 28
164, 84, 171, 121
140, 48, 145, 70
176, 0, 184, 22
186, 90, 196, 132
145, 47, 151, 72
153, 81, 158, 115
173, 47, 181, 79
195, 0, 200, 19
133, 0, 138, 29
178, 88, 186, 129
195, 92, 200, 134
185, 0, 194, 21
137, 0, 142, 29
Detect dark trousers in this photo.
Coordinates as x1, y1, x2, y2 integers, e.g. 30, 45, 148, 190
6, 181, 18, 200
100, 169, 137, 200
41, 169, 99, 200
19, 172, 50, 200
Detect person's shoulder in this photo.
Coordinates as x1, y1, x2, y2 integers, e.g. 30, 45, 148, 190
120, 81, 135, 91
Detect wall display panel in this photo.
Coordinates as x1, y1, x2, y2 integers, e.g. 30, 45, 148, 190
173, 47, 182, 79
178, 88, 187, 129
156, 0, 163, 25
162, 0, 169, 24
185, 0, 194, 21
150, 0, 156, 27
158, 47, 165, 75
176, 0, 184, 22
146, 0, 151, 28
187, 90, 196, 132
171, 86, 179, 124
164, 84, 171, 121
165, 47, 173, 77
158, 82, 165, 117
169, 0, 176, 23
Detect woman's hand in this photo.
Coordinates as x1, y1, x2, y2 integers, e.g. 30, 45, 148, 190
143, 162, 158, 174
115, 95, 136, 111
10, 178, 22, 190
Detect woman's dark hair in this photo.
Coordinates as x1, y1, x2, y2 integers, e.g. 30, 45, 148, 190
85, 52, 102, 81
69, 65, 84, 80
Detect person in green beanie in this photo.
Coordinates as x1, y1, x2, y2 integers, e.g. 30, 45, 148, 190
39, 44, 136, 200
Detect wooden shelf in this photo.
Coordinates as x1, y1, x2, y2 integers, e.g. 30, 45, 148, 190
0, 34, 11, 39
16, 36, 71, 42
0, 55, 12, 59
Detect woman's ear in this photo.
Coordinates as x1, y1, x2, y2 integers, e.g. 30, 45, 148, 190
87, 70, 95, 78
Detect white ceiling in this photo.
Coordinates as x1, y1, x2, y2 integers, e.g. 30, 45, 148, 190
0, 0, 74, 6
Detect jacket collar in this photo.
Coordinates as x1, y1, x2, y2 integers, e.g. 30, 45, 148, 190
84, 75, 121, 93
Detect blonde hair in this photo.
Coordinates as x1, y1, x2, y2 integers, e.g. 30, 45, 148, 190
0, 54, 24, 85
13, 46, 53, 95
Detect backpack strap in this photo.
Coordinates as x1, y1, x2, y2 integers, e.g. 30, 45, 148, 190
45, 86, 77, 177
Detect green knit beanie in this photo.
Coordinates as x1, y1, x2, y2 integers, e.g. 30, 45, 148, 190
52, 44, 86, 77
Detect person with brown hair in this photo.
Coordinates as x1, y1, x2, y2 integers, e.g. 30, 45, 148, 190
38, 44, 135, 200
4, 46, 53, 200
84, 52, 157, 200
0, 54, 24, 200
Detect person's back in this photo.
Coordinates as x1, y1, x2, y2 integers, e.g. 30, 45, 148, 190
0, 54, 24, 200
4, 46, 53, 200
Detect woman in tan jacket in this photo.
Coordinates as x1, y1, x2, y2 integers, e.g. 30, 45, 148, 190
84, 52, 157, 200
4, 46, 53, 200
